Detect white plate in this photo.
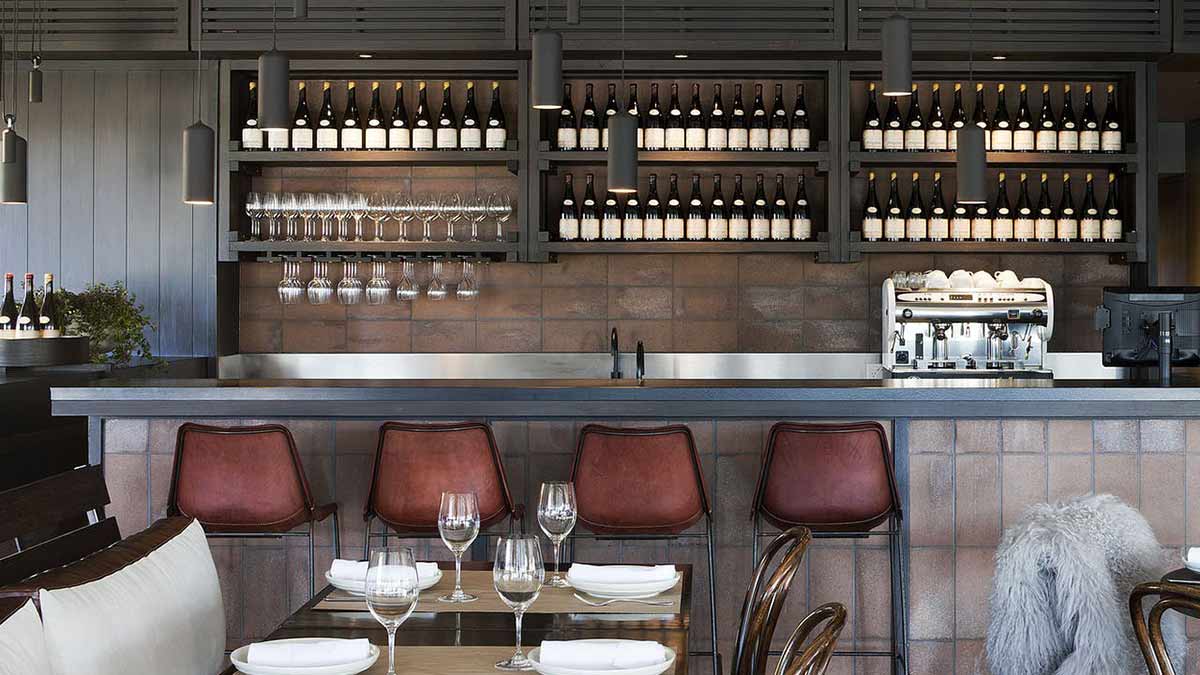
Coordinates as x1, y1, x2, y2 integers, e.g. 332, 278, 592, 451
568, 573, 681, 599
529, 640, 675, 675
324, 568, 443, 596
231, 639, 379, 675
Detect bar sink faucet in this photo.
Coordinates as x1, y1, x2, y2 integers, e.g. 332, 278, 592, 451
610, 328, 622, 379
636, 341, 645, 384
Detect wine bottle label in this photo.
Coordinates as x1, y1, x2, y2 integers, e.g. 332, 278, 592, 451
993, 217, 1014, 240
436, 128, 458, 149
241, 128, 264, 149
972, 218, 993, 240
556, 128, 577, 150
791, 128, 811, 151
1101, 130, 1121, 152
863, 128, 883, 151
1079, 130, 1100, 152
267, 129, 290, 150
460, 128, 482, 149
1102, 218, 1122, 241
904, 129, 925, 151
926, 129, 948, 151
602, 218, 623, 240
1036, 130, 1057, 151
928, 216, 950, 240
948, 128, 958, 150
769, 129, 789, 150
389, 128, 412, 149
665, 128, 686, 150
862, 216, 883, 241
1080, 217, 1101, 241
413, 128, 434, 149
728, 128, 749, 150
580, 128, 600, 150
884, 216, 905, 241
1058, 130, 1079, 151
991, 129, 1013, 151
623, 218, 644, 240
884, 129, 904, 151
791, 218, 812, 240
1035, 217, 1055, 241
643, 217, 664, 240
558, 217, 579, 240
750, 217, 771, 240
365, 128, 388, 149
636, 128, 645, 148
686, 218, 707, 240
1057, 217, 1078, 241
729, 217, 750, 240
685, 128, 707, 150
580, 217, 601, 240
316, 128, 339, 150
906, 218, 927, 240
1013, 130, 1035, 151
40, 328, 61, 338
486, 128, 507, 150
291, 128, 314, 150
664, 217, 685, 240
768, 218, 788, 240
950, 217, 971, 240
644, 128, 665, 150
341, 128, 364, 149
707, 128, 728, 150
600, 128, 610, 149
707, 218, 729, 240
749, 129, 769, 150
1014, 217, 1035, 240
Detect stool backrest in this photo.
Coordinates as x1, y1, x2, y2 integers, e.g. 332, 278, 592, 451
774, 603, 846, 675
366, 422, 517, 533
570, 424, 710, 535
1130, 581, 1194, 675
731, 527, 812, 675
755, 422, 900, 532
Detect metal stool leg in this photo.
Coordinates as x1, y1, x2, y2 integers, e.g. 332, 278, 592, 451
751, 514, 761, 565
706, 518, 719, 675
332, 509, 341, 560
363, 516, 372, 560
895, 519, 910, 674
308, 521, 317, 599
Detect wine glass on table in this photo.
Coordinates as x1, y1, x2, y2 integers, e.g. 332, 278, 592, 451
537, 482, 576, 588
438, 492, 480, 603
365, 547, 420, 675
493, 535, 544, 671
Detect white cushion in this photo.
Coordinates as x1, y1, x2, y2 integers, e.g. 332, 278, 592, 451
0, 599, 51, 675
38, 519, 225, 675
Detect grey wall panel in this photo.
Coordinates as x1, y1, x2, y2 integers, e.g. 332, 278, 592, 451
92, 71, 128, 286
192, 63, 220, 358
159, 70, 195, 357
125, 70, 162, 356
27, 72, 61, 285
60, 71, 96, 291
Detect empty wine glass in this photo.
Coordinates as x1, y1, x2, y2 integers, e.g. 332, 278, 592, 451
493, 535, 544, 671
415, 194, 438, 242
349, 193, 369, 241
244, 192, 263, 240
427, 259, 448, 301
537, 482, 576, 588
365, 547, 420, 675
438, 492, 480, 604
333, 192, 352, 241
368, 193, 391, 241
392, 193, 416, 242
262, 192, 282, 240
337, 259, 363, 305
299, 193, 318, 241
396, 259, 420, 302
366, 260, 392, 305
456, 259, 479, 300
441, 192, 466, 242
307, 260, 333, 305
277, 259, 304, 305
492, 191, 513, 242
281, 192, 300, 241
316, 193, 335, 241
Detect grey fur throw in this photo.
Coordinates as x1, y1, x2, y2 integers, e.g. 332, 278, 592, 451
986, 494, 1185, 675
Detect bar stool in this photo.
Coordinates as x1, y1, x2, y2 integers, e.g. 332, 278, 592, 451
363, 421, 523, 557
167, 423, 340, 599
569, 424, 719, 675
751, 421, 907, 675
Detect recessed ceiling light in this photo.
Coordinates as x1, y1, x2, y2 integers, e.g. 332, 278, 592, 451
358, 53, 374, 59
992, 55, 1007, 60
674, 53, 689, 59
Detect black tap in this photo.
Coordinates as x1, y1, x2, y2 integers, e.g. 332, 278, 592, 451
610, 328, 621, 379
636, 341, 645, 383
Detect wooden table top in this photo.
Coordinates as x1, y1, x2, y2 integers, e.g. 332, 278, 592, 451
221, 562, 692, 675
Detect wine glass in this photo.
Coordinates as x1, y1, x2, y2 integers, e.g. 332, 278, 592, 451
365, 547, 420, 675
537, 482, 576, 588
441, 192, 466, 241
349, 193, 369, 241
277, 260, 304, 305
396, 259, 420, 302
333, 192, 352, 241
456, 259, 479, 300
244, 191, 263, 240
316, 193, 335, 241
427, 259, 448, 301
308, 260, 333, 305
438, 492, 481, 603
492, 191, 514, 241
337, 259, 362, 305
262, 192, 282, 240
366, 260, 392, 305
281, 192, 300, 241
368, 193, 391, 241
415, 194, 439, 242
299, 193, 317, 241
392, 193, 414, 242
493, 535, 544, 671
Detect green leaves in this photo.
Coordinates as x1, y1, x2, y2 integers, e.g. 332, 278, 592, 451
58, 283, 156, 367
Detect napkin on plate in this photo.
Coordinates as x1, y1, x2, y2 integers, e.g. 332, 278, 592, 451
247, 638, 371, 667
566, 564, 677, 585
540, 640, 667, 670
329, 560, 440, 583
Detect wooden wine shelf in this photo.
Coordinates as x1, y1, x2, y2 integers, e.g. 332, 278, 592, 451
850, 239, 1137, 254
849, 150, 1138, 171
229, 150, 521, 167
540, 240, 829, 254
538, 150, 831, 169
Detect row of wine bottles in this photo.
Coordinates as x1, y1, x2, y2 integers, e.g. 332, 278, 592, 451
863, 82, 1122, 153
242, 80, 509, 152
0, 273, 62, 339
558, 173, 813, 242
861, 170, 1123, 242
556, 83, 811, 152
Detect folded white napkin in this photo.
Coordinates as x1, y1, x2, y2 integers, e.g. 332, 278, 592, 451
329, 560, 440, 583
540, 640, 667, 670
566, 564, 677, 585
1186, 547, 1200, 564
246, 638, 371, 667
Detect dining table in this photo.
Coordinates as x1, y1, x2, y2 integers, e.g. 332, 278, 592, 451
221, 561, 693, 675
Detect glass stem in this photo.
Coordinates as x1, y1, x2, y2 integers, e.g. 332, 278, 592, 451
387, 626, 397, 675
553, 541, 561, 578
454, 553, 463, 594
514, 610, 524, 655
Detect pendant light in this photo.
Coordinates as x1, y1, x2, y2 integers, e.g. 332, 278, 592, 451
530, 0, 561, 109
293, 0, 307, 19
27, 0, 40, 103
956, 0, 987, 204
567, 0, 580, 25
183, 45, 214, 205
606, 0, 636, 194
258, 0, 290, 132
1, 0, 28, 205
881, 11, 911, 97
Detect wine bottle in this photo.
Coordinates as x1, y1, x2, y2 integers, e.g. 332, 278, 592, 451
665, 83, 686, 151
486, 81, 507, 150
242, 81, 264, 150
708, 174, 728, 240
770, 173, 790, 240
38, 274, 60, 337
14, 274, 38, 338
972, 82, 990, 150
750, 173, 770, 240
686, 83, 706, 151
627, 84, 644, 149
950, 200, 971, 242
948, 82, 966, 150
686, 174, 707, 240
1036, 83, 1057, 152
992, 172, 1013, 241
884, 171, 904, 241
769, 83, 789, 151
0, 273, 15, 338
644, 83, 665, 150
623, 187, 644, 240
316, 81, 339, 150
904, 83, 925, 151
1081, 172, 1100, 242
929, 172, 949, 241
664, 173, 684, 240
1013, 84, 1034, 151
459, 81, 482, 150
707, 84, 727, 150
644, 173, 664, 240
1102, 172, 1122, 242
792, 175, 811, 240
1058, 84, 1079, 151
602, 187, 622, 240
1014, 172, 1035, 241
557, 83, 578, 150
341, 81, 363, 150
1056, 173, 1077, 241
749, 84, 769, 151
906, 172, 926, 241
436, 81, 458, 149
862, 171, 883, 241
730, 174, 749, 240
580, 173, 600, 240
579, 83, 600, 151
365, 81, 388, 150
291, 81, 314, 150
1035, 172, 1055, 241
1101, 84, 1122, 152
388, 82, 411, 150
791, 84, 810, 151
926, 83, 947, 151
862, 82, 883, 151
412, 81, 435, 150
1079, 84, 1099, 152
729, 84, 749, 151
558, 174, 579, 240
883, 91, 904, 151
601, 83, 618, 149
971, 193, 992, 241
991, 83, 1012, 151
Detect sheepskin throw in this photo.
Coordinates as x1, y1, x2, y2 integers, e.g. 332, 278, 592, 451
986, 493, 1185, 675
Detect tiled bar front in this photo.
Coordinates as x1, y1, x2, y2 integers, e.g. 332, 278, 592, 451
98, 415, 1200, 675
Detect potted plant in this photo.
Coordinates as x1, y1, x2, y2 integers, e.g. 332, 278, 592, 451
59, 283, 156, 367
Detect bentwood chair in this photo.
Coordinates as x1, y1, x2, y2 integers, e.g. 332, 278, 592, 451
569, 424, 719, 675
363, 422, 523, 557
167, 423, 340, 598
731, 527, 813, 675
774, 603, 847, 675
1130, 581, 1194, 674
752, 421, 906, 674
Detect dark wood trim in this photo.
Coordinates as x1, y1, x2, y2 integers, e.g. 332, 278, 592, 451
0, 518, 121, 588
0, 465, 109, 542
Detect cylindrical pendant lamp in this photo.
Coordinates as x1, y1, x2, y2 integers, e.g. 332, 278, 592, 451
28, 58, 41, 103
531, 30, 562, 109
0, 126, 27, 204
956, 124, 987, 204
606, 111, 638, 193
293, 0, 307, 19
881, 13, 912, 97
257, 49, 291, 131
182, 121, 215, 205
567, 0, 580, 25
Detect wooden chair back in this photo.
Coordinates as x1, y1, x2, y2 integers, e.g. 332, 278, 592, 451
730, 526, 813, 675
1130, 581, 1195, 675
774, 603, 847, 675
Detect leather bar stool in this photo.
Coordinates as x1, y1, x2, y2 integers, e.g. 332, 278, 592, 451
363, 422, 523, 557
752, 421, 907, 675
570, 424, 719, 675
167, 423, 340, 599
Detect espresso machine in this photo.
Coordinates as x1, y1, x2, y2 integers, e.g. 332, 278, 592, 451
882, 270, 1055, 378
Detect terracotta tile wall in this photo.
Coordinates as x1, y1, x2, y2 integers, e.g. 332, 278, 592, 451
239, 252, 1126, 354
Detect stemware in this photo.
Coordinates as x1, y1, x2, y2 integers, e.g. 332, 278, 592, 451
437, 492, 481, 603
466, 194, 491, 242
277, 260, 304, 305
365, 547, 420, 675
536, 482, 576, 588
396, 259, 420, 302
337, 259, 363, 305
392, 193, 415, 242
366, 260, 392, 305
307, 260, 334, 305
244, 192, 263, 240
281, 192, 299, 241
299, 193, 318, 241
493, 535, 544, 671
317, 193, 335, 241
367, 193, 391, 241
334, 192, 352, 241
441, 192, 466, 242
415, 194, 439, 242
492, 191, 514, 242
427, 259, 448, 301
349, 193, 369, 241
456, 259, 479, 300
262, 192, 282, 240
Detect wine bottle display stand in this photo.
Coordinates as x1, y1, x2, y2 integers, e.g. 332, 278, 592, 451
0, 336, 89, 368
